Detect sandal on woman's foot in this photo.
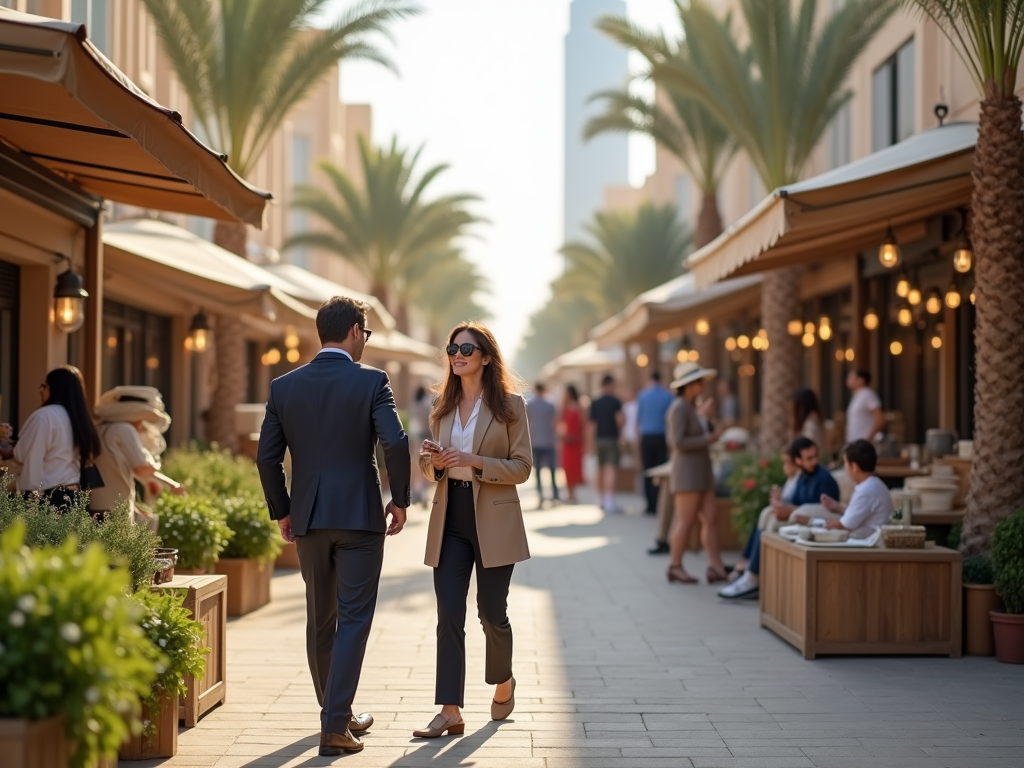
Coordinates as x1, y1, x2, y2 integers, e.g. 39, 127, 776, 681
667, 565, 698, 584
706, 567, 730, 584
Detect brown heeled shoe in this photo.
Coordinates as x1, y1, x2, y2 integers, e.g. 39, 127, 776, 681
491, 677, 516, 720
667, 565, 697, 584
706, 566, 730, 584
413, 713, 465, 738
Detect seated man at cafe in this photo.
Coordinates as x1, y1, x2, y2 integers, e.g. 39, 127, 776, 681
720, 437, 840, 600
793, 438, 892, 536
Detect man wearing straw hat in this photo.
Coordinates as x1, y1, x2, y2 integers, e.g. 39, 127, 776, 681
90, 385, 182, 525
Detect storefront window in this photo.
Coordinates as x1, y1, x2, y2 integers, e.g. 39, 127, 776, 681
872, 37, 915, 151
0, 260, 19, 427
70, 0, 110, 55
101, 300, 172, 409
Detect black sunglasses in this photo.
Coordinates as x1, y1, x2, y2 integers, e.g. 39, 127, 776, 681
446, 343, 482, 357
360, 327, 372, 341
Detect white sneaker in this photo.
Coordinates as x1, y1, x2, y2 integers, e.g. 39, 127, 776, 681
718, 572, 759, 599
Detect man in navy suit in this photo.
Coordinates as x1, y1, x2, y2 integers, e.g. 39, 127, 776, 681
257, 296, 411, 755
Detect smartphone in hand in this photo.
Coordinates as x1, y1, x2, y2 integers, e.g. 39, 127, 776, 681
421, 439, 444, 454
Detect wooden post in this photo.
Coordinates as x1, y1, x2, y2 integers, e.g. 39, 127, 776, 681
82, 219, 103, 408
851, 258, 869, 368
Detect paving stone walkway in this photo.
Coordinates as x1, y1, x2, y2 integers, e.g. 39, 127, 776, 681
143, 487, 1024, 768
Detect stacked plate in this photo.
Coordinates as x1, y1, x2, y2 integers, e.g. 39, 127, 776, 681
905, 475, 959, 512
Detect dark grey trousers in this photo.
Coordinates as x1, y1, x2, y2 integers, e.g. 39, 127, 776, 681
297, 528, 384, 734
433, 482, 514, 707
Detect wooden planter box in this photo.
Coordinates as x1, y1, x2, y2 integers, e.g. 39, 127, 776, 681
686, 498, 744, 552
214, 557, 273, 616
275, 541, 301, 570
153, 574, 228, 726
119, 693, 178, 760
964, 584, 1003, 656
0, 715, 68, 768
760, 532, 962, 659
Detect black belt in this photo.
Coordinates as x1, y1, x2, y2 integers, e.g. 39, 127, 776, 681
448, 479, 473, 489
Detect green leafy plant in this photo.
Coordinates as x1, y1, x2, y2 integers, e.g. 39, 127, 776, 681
0, 479, 158, 592
947, 520, 962, 550
725, 452, 787, 539
0, 522, 157, 768
992, 508, 1024, 614
162, 444, 263, 497
132, 589, 208, 740
220, 493, 283, 565
155, 494, 232, 571
963, 554, 994, 585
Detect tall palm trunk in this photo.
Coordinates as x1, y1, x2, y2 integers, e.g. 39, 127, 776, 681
963, 96, 1024, 554
760, 267, 802, 453
207, 220, 250, 453
694, 190, 723, 250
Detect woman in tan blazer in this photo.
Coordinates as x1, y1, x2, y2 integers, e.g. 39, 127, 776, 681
414, 322, 532, 738
665, 361, 728, 585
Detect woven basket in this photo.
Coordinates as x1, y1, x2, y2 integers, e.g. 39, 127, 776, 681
882, 525, 927, 549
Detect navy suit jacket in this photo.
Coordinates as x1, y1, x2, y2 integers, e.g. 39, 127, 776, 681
256, 351, 411, 536
792, 464, 840, 507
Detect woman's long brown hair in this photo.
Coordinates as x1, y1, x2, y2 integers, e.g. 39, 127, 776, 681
431, 323, 524, 426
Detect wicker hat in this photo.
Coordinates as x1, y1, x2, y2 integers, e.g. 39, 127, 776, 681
669, 361, 717, 390
95, 386, 171, 434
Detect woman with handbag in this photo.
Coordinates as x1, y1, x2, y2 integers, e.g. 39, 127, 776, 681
0, 365, 101, 508
414, 322, 532, 738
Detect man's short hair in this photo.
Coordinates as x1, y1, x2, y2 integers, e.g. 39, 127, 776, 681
535, 382, 546, 393
316, 296, 367, 345
650, 371, 661, 382
843, 439, 877, 473
853, 368, 872, 386
786, 436, 816, 461
601, 374, 615, 387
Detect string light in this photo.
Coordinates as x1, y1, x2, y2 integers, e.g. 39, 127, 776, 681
804, 321, 815, 335
878, 225, 901, 268
802, 332, 815, 347
687, 350, 700, 362
896, 273, 910, 298
725, 337, 737, 351
676, 349, 688, 362
287, 348, 301, 363
695, 318, 710, 336
890, 340, 903, 355
845, 349, 855, 362
636, 353, 649, 367
926, 289, 942, 315
863, 309, 879, 330
265, 347, 281, 365
818, 316, 832, 340
931, 335, 942, 349
953, 241, 972, 273
946, 284, 962, 309
908, 286, 922, 306
737, 335, 750, 349
787, 319, 803, 335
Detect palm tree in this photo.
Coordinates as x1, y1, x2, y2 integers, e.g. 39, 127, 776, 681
903, 0, 1024, 553
285, 135, 482, 328
557, 201, 691, 318
587, 19, 736, 248
404, 249, 491, 345
141, 0, 417, 450
647, 0, 896, 452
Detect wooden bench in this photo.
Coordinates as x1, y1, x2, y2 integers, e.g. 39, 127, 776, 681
760, 533, 962, 659
153, 574, 228, 726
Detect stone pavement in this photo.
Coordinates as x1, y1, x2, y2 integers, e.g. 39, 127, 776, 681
140, 488, 1024, 768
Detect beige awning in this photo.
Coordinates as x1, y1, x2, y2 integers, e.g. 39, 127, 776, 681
687, 122, 977, 288
261, 262, 396, 332
539, 341, 624, 382
0, 8, 271, 227
103, 219, 316, 332
591, 273, 762, 349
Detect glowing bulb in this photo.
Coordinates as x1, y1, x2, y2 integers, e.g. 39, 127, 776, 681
802, 332, 815, 347
953, 243, 972, 273
926, 290, 942, 315
898, 307, 913, 327
676, 349, 687, 362
787, 319, 803, 336
946, 285, 962, 308
145, 356, 159, 370
287, 348, 301, 363
834, 350, 845, 362
636, 353, 649, 367
863, 310, 879, 331
695, 318, 710, 336
908, 287, 922, 306
752, 337, 764, 350
804, 322, 815, 334
845, 349, 855, 362
931, 335, 942, 349
737, 335, 750, 349
284, 326, 300, 349
896, 274, 910, 298
879, 227, 901, 268
970, 291, 976, 304
266, 347, 281, 365
890, 340, 903, 355
757, 328, 767, 339
819, 316, 832, 341
725, 337, 737, 351
192, 328, 209, 352
687, 350, 699, 362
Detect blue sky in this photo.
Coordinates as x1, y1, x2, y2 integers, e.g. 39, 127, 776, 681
327, 0, 680, 351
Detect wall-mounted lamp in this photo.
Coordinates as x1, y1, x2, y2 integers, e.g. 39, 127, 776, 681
53, 255, 88, 333
189, 310, 212, 353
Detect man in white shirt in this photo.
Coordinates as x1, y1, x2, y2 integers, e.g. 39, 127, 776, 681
794, 439, 892, 535
845, 368, 885, 443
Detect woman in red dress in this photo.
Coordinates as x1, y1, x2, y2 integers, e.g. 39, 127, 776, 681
559, 384, 585, 503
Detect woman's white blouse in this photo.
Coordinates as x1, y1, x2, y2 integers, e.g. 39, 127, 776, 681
13, 404, 80, 492
448, 398, 483, 481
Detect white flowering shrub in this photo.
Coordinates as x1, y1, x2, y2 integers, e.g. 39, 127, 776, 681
154, 494, 232, 571
0, 522, 157, 767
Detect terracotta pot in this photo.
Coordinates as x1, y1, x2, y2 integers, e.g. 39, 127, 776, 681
213, 557, 272, 616
963, 584, 1003, 655
275, 541, 300, 570
0, 714, 68, 768
120, 693, 178, 760
990, 611, 1024, 664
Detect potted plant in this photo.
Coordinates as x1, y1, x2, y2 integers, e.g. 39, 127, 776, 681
120, 590, 208, 760
725, 452, 787, 540
213, 494, 284, 615
991, 508, 1024, 664
155, 493, 232, 573
0, 522, 157, 768
962, 554, 1003, 656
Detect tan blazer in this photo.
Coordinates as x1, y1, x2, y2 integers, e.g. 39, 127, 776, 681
419, 394, 533, 568
666, 397, 714, 493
